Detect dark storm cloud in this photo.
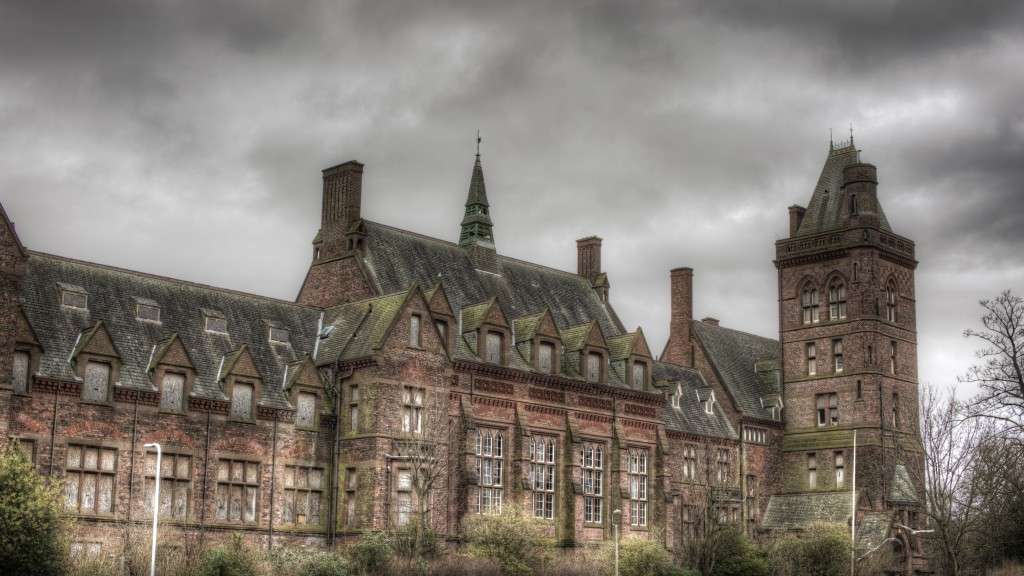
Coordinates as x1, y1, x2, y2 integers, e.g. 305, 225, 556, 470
1, 0, 1021, 395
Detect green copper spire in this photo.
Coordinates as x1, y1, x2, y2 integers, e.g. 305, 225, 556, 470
459, 136, 494, 248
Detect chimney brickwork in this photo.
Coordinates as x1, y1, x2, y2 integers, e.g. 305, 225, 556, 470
662, 267, 693, 367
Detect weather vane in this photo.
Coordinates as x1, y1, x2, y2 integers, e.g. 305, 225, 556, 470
476, 129, 482, 158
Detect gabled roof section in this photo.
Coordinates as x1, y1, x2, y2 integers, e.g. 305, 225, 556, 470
424, 282, 455, 318
512, 308, 558, 343
692, 320, 780, 421
15, 306, 42, 348
70, 320, 122, 365
795, 142, 891, 236
0, 201, 27, 259
317, 288, 413, 363
358, 220, 623, 340
889, 463, 918, 504
608, 327, 652, 361
217, 344, 257, 382
283, 354, 324, 393
560, 320, 604, 353
460, 296, 508, 334
654, 362, 736, 439
147, 333, 195, 373
21, 251, 320, 409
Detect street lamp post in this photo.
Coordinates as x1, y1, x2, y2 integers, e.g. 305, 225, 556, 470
612, 508, 622, 576
143, 443, 162, 576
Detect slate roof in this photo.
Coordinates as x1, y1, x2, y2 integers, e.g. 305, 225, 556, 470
317, 290, 411, 365
856, 511, 893, 553
512, 310, 546, 343
795, 143, 892, 236
762, 492, 855, 530
360, 220, 624, 344
654, 362, 737, 439
21, 252, 321, 409
889, 464, 918, 504
691, 320, 781, 421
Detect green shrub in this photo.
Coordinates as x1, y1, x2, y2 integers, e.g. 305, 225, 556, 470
197, 534, 262, 576
348, 531, 393, 576
0, 441, 68, 576
463, 506, 555, 576
391, 524, 443, 561
769, 522, 851, 576
705, 527, 769, 576
271, 546, 349, 576
423, 555, 503, 576
603, 536, 685, 576
65, 553, 121, 576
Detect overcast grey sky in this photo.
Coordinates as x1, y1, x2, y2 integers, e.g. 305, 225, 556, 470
2, 0, 1022, 396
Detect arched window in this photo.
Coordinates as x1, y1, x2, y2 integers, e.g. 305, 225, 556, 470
849, 193, 858, 215
828, 280, 847, 320
886, 281, 898, 322
801, 285, 820, 325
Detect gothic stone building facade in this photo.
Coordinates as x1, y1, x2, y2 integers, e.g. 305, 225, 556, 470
0, 141, 927, 572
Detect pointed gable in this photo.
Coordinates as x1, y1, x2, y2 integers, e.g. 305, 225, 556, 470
460, 296, 508, 334
15, 307, 41, 348
0, 201, 27, 261
512, 308, 558, 343
147, 333, 195, 373
560, 320, 606, 353
70, 321, 122, 366
217, 345, 260, 382
795, 142, 892, 236
424, 282, 455, 319
284, 354, 325, 393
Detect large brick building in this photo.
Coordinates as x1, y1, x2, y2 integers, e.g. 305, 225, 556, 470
0, 139, 927, 571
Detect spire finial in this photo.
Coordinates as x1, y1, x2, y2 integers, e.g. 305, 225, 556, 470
830, 128, 834, 148
476, 129, 481, 159
849, 122, 855, 147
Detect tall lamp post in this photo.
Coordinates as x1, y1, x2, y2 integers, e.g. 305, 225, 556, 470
612, 508, 622, 576
143, 443, 162, 576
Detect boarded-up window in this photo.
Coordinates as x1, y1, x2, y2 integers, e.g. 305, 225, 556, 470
345, 468, 358, 527
402, 387, 424, 434
283, 465, 323, 526
409, 315, 421, 347
586, 352, 602, 383
136, 303, 161, 322
396, 470, 412, 526
295, 392, 317, 428
65, 444, 116, 515
631, 362, 646, 389
215, 459, 259, 524
145, 451, 191, 520
160, 373, 185, 412
485, 332, 503, 364
62, 290, 88, 309
231, 382, 253, 420
82, 362, 110, 403
537, 342, 555, 374
12, 350, 30, 394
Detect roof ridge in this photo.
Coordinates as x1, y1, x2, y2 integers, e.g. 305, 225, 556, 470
691, 319, 778, 345
28, 250, 319, 310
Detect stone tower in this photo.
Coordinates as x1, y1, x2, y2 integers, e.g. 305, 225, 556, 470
774, 139, 924, 532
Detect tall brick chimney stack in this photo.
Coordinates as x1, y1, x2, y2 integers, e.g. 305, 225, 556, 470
576, 236, 602, 283
662, 267, 693, 367
788, 205, 806, 237
318, 160, 365, 259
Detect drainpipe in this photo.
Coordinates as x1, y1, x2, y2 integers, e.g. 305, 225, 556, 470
268, 417, 279, 551
48, 386, 58, 477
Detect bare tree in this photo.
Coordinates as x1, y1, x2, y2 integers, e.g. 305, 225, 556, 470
962, 290, 1024, 432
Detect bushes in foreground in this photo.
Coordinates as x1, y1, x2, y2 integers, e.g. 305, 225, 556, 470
768, 522, 851, 576
0, 442, 69, 576
463, 506, 555, 576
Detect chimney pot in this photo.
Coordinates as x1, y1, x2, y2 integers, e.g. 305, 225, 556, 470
701, 317, 719, 326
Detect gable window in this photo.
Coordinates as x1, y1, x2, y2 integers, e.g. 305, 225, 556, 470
145, 451, 190, 520
61, 290, 88, 310
159, 373, 185, 412
631, 361, 647, 389
801, 286, 819, 324
828, 281, 847, 320
716, 448, 730, 484
832, 339, 844, 373
435, 320, 448, 348
136, 303, 161, 323
476, 430, 504, 514
834, 451, 845, 488
402, 386, 424, 434
12, 350, 30, 394
230, 382, 254, 420
682, 445, 698, 481
889, 341, 897, 374
537, 341, 555, 374
806, 343, 817, 376
283, 464, 324, 526
807, 453, 817, 489
816, 393, 839, 427
215, 459, 259, 524
269, 327, 290, 344
530, 436, 556, 519
886, 281, 898, 322
349, 385, 360, 433
64, 444, 117, 515
345, 468, 358, 527
82, 362, 111, 403
582, 443, 603, 523
409, 314, 422, 347
485, 332, 503, 365
295, 391, 317, 428
586, 352, 602, 383
628, 448, 648, 527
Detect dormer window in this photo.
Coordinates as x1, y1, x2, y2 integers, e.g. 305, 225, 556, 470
135, 300, 161, 323
82, 361, 111, 403
61, 285, 88, 310
537, 341, 555, 374
295, 391, 317, 428
231, 381, 254, 420
704, 390, 716, 415
204, 310, 227, 334
269, 327, 290, 344
586, 352, 602, 383
672, 384, 683, 409
485, 332, 503, 365
409, 315, 422, 348
631, 361, 647, 390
